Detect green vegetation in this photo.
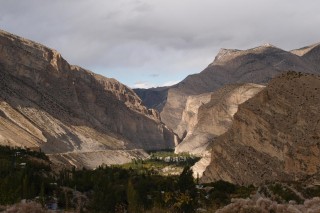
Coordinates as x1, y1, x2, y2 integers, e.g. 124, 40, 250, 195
121, 151, 200, 176
2, 146, 313, 212
268, 183, 302, 203
0, 146, 54, 204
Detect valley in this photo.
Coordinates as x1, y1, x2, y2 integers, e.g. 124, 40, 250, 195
1, 28, 320, 212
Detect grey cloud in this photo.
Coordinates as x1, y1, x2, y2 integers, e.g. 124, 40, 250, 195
1, 0, 320, 87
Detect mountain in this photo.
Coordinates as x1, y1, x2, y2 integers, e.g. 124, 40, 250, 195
137, 44, 320, 138
201, 72, 320, 185
174, 83, 265, 178
291, 42, 320, 67
133, 86, 169, 111
0, 29, 177, 168
175, 83, 265, 155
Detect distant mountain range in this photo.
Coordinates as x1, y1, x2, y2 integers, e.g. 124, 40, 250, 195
135, 42, 320, 182
135, 43, 320, 139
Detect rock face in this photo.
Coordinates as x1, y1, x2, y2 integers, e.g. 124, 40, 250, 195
174, 83, 265, 178
137, 44, 320, 138
133, 87, 169, 111
291, 43, 320, 67
175, 83, 265, 155
0, 29, 176, 168
202, 72, 320, 185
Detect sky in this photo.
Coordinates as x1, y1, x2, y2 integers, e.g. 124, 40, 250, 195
1, 0, 320, 88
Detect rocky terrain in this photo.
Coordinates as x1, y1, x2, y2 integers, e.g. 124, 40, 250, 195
175, 83, 265, 155
202, 72, 320, 185
137, 44, 320, 139
135, 43, 320, 181
174, 83, 265, 178
291, 42, 320, 67
0, 29, 177, 168
134, 86, 169, 111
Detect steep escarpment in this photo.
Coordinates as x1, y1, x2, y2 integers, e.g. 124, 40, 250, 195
175, 83, 265, 155
174, 83, 264, 178
0, 29, 176, 167
202, 72, 320, 185
138, 44, 320, 138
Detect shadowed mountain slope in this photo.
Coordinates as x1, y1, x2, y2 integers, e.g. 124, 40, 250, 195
0, 29, 177, 168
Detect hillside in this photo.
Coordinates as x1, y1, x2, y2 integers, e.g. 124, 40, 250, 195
202, 72, 320, 185
0, 29, 177, 168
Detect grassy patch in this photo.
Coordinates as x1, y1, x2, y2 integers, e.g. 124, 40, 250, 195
120, 151, 200, 176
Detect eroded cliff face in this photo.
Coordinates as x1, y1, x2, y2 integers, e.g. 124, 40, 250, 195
202, 72, 320, 185
174, 84, 264, 177
0, 30, 176, 168
175, 83, 265, 155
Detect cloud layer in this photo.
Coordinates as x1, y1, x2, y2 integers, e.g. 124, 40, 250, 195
1, 0, 320, 88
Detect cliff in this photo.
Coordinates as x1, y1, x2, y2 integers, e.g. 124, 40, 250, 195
202, 72, 320, 185
0, 29, 177, 168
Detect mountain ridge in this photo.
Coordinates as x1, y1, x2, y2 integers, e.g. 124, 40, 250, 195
0, 29, 177, 168
156, 42, 320, 138
201, 71, 320, 185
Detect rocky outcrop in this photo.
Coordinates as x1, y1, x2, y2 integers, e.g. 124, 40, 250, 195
174, 84, 264, 178
0, 29, 177, 168
137, 44, 320, 138
175, 83, 264, 156
202, 72, 320, 185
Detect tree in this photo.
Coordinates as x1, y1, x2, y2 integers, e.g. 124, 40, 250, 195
39, 182, 45, 206
127, 179, 139, 213
22, 175, 28, 199
177, 166, 195, 193
176, 166, 197, 213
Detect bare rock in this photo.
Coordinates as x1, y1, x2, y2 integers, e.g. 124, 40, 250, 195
202, 72, 320, 185
0, 29, 176, 168
174, 83, 264, 177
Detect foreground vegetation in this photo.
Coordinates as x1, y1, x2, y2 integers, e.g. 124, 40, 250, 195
1, 146, 320, 212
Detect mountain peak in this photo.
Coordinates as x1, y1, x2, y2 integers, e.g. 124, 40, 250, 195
261, 43, 276, 48
291, 42, 320, 56
214, 48, 240, 61
212, 44, 280, 65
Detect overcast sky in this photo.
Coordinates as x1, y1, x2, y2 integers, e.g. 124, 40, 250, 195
1, 0, 320, 88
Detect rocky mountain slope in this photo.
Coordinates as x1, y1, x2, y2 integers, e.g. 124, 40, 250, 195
137, 44, 320, 139
174, 83, 265, 178
201, 72, 320, 185
291, 43, 320, 67
133, 86, 169, 111
175, 83, 265, 156
0, 29, 177, 168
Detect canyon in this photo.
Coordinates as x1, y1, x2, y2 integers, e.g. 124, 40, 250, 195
1, 29, 320, 187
